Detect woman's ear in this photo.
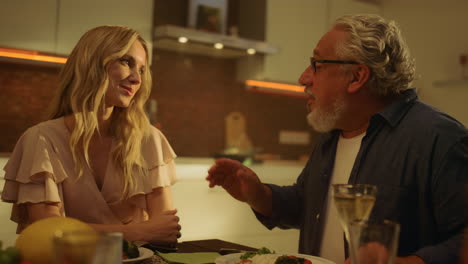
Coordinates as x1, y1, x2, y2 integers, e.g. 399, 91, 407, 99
347, 64, 370, 93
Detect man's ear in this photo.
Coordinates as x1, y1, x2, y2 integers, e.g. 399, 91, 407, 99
348, 64, 370, 93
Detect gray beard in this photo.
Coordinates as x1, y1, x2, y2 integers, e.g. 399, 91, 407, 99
307, 96, 347, 133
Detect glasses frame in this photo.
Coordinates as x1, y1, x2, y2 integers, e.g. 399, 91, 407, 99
310, 57, 359, 72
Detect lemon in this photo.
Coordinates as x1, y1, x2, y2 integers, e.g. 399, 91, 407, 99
15, 217, 94, 264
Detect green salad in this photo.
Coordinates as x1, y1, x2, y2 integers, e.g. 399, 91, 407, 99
0, 241, 21, 264
122, 240, 139, 259
239, 247, 275, 260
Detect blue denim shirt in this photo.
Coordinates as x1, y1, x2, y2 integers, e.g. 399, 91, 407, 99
256, 89, 468, 264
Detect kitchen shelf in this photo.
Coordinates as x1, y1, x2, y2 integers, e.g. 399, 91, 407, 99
154, 25, 279, 59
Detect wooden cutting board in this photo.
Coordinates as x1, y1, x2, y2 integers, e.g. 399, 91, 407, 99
225, 111, 253, 154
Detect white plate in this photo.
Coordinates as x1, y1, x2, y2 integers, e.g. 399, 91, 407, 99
215, 253, 336, 264
123, 247, 154, 264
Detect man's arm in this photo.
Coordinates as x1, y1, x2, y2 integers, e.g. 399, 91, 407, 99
412, 138, 468, 264
253, 164, 309, 230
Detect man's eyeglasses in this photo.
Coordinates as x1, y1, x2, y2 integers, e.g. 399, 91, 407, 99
310, 57, 358, 72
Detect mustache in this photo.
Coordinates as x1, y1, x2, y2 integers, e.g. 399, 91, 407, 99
305, 87, 315, 112
304, 86, 315, 98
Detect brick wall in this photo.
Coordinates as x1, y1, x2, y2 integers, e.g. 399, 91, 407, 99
152, 50, 314, 159
0, 62, 60, 152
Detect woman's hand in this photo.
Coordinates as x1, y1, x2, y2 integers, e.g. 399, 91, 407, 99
128, 209, 181, 245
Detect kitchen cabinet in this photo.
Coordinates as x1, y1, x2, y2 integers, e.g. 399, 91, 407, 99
237, 0, 381, 84
329, 0, 382, 24
56, 0, 154, 56
236, 0, 328, 84
262, 0, 329, 84
0, 0, 58, 53
0, 0, 153, 57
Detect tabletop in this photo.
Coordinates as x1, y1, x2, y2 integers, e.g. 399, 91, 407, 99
178, 239, 257, 253
140, 239, 258, 264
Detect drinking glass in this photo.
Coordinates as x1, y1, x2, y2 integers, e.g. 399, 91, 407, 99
331, 184, 378, 241
348, 220, 400, 264
53, 230, 123, 264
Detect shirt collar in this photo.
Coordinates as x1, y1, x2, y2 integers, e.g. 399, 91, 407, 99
374, 88, 418, 128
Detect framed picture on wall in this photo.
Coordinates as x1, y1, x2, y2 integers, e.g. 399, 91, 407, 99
188, 0, 228, 34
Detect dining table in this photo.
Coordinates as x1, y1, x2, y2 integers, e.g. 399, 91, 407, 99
140, 239, 258, 264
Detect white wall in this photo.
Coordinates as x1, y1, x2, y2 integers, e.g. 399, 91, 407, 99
382, 0, 468, 126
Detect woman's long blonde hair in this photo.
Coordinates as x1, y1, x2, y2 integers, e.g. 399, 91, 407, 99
49, 25, 152, 198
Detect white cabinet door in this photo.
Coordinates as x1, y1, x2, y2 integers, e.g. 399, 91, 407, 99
56, 0, 154, 56
0, 0, 57, 53
263, 0, 328, 84
329, 0, 382, 25
0, 0, 153, 57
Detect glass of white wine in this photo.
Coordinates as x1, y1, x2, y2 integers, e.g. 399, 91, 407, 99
331, 184, 378, 242
53, 230, 123, 264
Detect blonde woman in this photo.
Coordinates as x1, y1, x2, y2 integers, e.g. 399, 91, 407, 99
1, 25, 181, 245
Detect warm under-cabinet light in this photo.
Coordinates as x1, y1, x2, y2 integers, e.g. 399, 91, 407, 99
245, 80, 306, 97
0, 47, 67, 64
246, 48, 256, 55
178, 37, 188, 43
214, 43, 224, 49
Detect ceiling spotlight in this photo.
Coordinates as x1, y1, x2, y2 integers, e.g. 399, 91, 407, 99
214, 43, 224, 49
178, 37, 188, 43
247, 48, 256, 55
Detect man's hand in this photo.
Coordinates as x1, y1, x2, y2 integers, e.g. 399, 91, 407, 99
206, 158, 263, 203
206, 158, 272, 216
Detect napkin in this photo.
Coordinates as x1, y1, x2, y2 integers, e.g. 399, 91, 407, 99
157, 252, 221, 264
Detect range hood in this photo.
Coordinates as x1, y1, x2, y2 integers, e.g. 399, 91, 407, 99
153, 25, 306, 97
154, 25, 279, 59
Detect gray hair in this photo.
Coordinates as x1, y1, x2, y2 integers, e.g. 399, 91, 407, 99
333, 14, 415, 97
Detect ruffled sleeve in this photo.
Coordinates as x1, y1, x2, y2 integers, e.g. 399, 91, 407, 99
120, 126, 177, 208
144, 126, 177, 188
1, 124, 68, 232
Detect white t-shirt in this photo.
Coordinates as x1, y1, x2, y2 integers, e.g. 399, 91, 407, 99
319, 132, 365, 263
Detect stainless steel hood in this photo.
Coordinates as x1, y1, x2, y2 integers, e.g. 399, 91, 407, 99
154, 25, 279, 58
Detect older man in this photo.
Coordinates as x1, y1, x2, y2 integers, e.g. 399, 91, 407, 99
206, 14, 467, 264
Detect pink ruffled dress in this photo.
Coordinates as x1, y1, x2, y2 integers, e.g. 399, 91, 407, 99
1, 117, 177, 233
